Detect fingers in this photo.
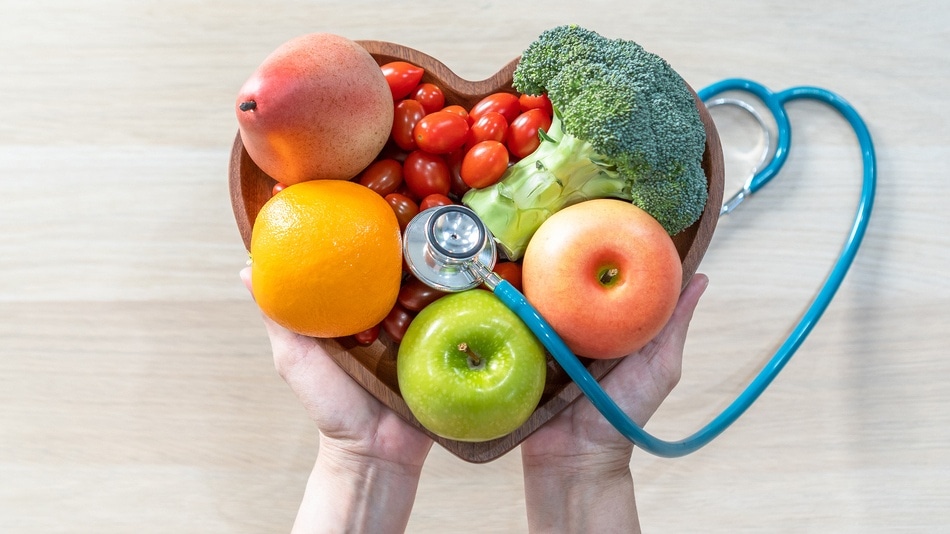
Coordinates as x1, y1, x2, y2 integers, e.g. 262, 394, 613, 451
674, 273, 709, 325
644, 272, 709, 373
239, 265, 253, 293
651, 271, 709, 380
630, 272, 708, 360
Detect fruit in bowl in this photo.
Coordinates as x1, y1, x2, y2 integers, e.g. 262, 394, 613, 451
235, 33, 393, 186
249, 179, 403, 339
229, 28, 724, 462
522, 199, 683, 360
397, 290, 548, 442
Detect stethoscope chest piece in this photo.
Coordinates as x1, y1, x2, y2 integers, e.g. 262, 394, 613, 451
403, 205, 497, 292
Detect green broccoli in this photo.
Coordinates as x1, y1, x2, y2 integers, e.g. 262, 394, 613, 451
461, 24, 708, 260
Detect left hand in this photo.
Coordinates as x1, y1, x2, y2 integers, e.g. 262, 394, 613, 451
240, 267, 432, 470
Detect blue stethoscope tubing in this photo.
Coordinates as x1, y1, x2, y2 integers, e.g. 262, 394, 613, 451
491, 78, 877, 457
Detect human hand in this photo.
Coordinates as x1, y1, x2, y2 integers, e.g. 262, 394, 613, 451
241, 267, 432, 532
519, 273, 709, 532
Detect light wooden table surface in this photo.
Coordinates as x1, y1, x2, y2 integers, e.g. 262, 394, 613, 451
2, 1, 947, 532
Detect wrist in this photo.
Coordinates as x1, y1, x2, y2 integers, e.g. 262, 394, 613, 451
521, 448, 639, 533
521, 435, 633, 479
318, 436, 426, 480
292, 438, 424, 534
522, 449, 633, 495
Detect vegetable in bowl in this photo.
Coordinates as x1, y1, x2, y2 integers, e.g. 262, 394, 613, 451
462, 24, 708, 260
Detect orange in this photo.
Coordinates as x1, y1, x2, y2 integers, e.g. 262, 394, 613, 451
250, 180, 403, 338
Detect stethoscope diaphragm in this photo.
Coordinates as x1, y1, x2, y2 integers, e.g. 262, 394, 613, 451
403, 205, 497, 292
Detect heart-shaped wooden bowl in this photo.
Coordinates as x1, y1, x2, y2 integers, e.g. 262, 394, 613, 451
229, 40, 724, 463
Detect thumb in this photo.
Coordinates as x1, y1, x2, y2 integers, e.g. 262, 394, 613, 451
649, 272, 709, 360
239, 265, 252, 293
670, 273, 709, 335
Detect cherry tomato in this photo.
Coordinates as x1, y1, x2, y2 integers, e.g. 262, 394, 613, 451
358, 158, 403, 197
507, 108, 552, 159
381, 303, 414, 343
440, 104, 470, 122
353, 323, 381, 346
419, 193, 454, 211
403, 150, 451, 198
392, 99, 426, 151
384, 193, 419, 232
518, 92, 554, 117
446, 149, 470, 198
410, 83, 445, 115
380, 61, 425, 100
460, 140, 509, 189
491, 261, 523, 292
413, 111, 469, 155
398, 277, 448, 311
392, 182, 416, 201
469, 92, 521, 123
467, 111, 508, 146
271, 182, 286, 196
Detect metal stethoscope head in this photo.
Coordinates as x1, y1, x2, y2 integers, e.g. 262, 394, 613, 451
403, 205, 499, 292
397, 78, 876, 457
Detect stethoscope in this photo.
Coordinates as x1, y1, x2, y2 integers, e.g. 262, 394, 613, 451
402, 78, 877, 458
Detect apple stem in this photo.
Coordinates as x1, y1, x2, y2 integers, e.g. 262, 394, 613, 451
457, 342, 482, 367
600, 267, 619, 285
239, 100, 257, 112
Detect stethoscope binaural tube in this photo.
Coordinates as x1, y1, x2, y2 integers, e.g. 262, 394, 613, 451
407, 79, 876, 457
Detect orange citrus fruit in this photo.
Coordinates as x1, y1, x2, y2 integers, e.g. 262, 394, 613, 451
249, 179, 403, 338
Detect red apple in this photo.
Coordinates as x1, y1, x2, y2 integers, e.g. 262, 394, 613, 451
521, 199, 682, 359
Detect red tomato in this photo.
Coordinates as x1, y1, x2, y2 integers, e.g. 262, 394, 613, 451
381, 303, 414, 343
384, 193, 419, 232
358, 158, 403, 197
403, 151, 451, 198
392, 182, 416, 201
398, 277, 448, 311
413, 111, 469, 155
460, 140, 509, 189
353, 323, 381, 346
419, 193, 455, 211
518, 92, 554, 117
469, 92, 521, 123
271, 182, 286, 196
380, 61, 425, 100
441, 104, 470, 122
508, 108, 552, 159
467, 111, 508, 146
392, 99, 426, 151
446, 149, 470, 198
491, 261, 523, 292
410, 83, 445, 114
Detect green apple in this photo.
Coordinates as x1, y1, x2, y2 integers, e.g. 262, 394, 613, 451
397, 289, 547, 442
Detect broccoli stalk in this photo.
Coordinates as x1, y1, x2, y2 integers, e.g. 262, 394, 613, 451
463, 112, 629, 258
461, 25, 708, 260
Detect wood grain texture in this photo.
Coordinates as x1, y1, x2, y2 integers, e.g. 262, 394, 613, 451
3, 1, 949, 532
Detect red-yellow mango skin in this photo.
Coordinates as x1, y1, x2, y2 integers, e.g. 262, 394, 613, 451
236, 33, 394, 185
522, 199, 683, 359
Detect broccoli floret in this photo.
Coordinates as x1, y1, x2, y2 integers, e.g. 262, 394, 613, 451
462, 24, 707, 260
